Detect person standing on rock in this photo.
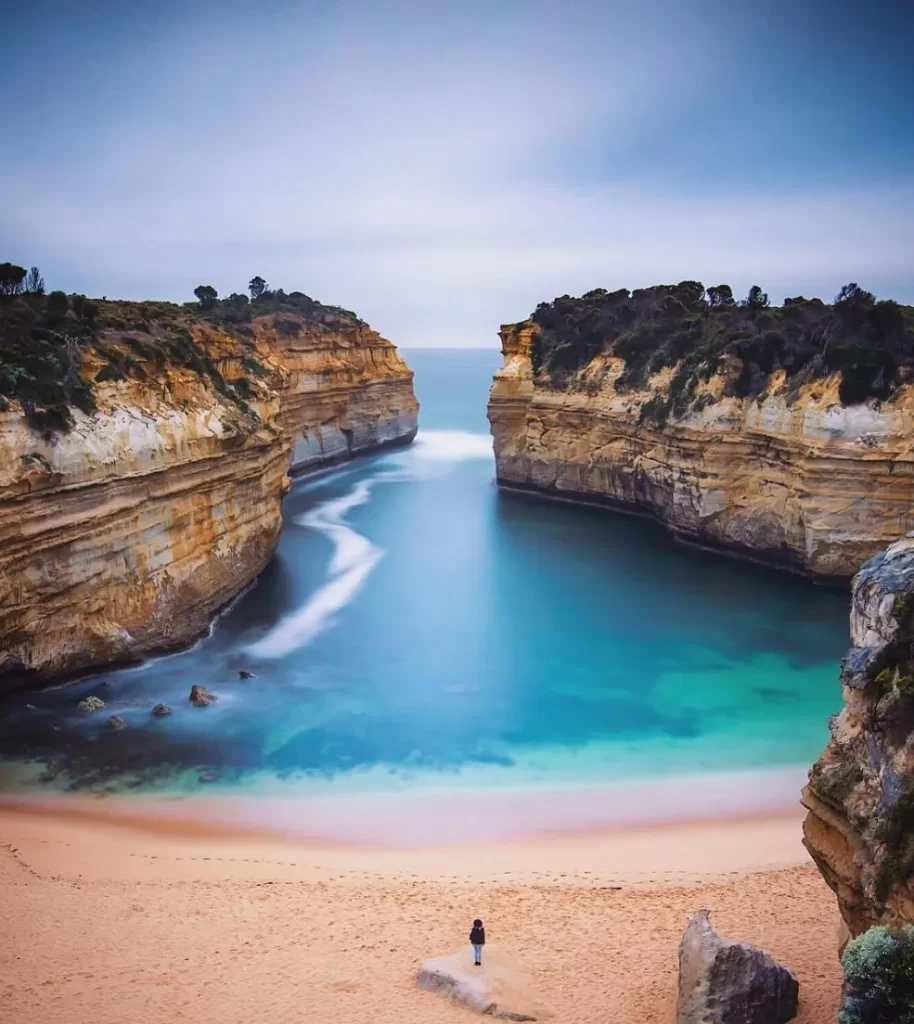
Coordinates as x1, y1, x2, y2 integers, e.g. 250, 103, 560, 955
470, 918, 486, 967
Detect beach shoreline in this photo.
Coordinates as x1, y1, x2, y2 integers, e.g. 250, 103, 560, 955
0, 796, 842, 1024
0, 762, 814, 849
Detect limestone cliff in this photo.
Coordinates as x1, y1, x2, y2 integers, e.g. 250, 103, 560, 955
0, 293, 417, 687
803, 537, 914, 935
488, 286, 914, 579
265, 313, 418, 471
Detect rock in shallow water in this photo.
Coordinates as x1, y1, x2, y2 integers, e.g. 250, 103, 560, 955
106, 715, 127, 731
677, 909, 798, 1024
189, 685, 216, 707
151, 703, 172, 716
78, 696, 105, 712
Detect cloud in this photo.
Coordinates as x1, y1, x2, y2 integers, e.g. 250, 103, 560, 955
2, 0, 912, 345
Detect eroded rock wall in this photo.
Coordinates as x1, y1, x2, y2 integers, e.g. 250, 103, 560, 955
488, 321, 914, 579
803, 537, 914, 934
0, 310, 417, 688
267, 316, 418, 470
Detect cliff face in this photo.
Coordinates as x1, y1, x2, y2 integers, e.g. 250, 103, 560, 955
266, 315, 418, 471
803, 537, 914, 934
0, 301, 417, 688
489, 319, 914, 580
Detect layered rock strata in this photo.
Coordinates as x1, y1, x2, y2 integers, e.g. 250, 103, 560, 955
0, 309, 417, 687
803, 536, 914, 934
267, 315, 418, 470
488, 321, 914, 580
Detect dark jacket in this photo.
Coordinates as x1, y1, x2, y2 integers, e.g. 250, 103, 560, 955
470, 926, 486, 946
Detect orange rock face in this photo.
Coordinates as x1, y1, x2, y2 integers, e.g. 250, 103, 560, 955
0, 310, 417, 687
488, 320, 914, 580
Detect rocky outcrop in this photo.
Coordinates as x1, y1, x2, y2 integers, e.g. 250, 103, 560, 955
417, 949, 541, 1021
0, 300, 417, 689
677, 909, 799, 1024
803, 536, 914, 935
488, 319, 914, 581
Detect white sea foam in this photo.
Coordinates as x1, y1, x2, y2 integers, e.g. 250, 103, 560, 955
410, 429, 493, 462
246, 480, 382, 659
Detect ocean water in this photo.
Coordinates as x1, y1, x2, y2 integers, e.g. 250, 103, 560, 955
0, 349, 849, 824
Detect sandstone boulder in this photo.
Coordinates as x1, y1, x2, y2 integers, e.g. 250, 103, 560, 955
417, 947, 543, 1021
678, 910, 798, 1024
189, 685, 216, 707
152, 703, 172, 716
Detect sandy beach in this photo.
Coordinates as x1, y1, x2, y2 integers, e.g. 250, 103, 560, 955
0, 798, 843, 1024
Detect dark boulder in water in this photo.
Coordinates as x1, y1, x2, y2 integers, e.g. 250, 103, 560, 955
677, 909, 798, 1024
189, 685, 216, 707
239, 670, 255, 680
106, 715, 127, 731
152, 703, 172, 716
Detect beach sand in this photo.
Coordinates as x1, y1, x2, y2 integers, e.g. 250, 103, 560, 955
0, 798, 842, 1024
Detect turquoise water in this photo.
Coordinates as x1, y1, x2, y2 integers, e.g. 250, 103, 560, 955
0, 349, 848, 805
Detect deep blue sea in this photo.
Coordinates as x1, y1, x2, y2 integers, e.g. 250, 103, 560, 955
0, 349, 849, 828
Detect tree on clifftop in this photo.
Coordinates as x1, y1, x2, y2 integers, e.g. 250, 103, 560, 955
706, 284, 735, 308
0, 263, 27, 296
25, 266, 45, 294
194, 284, 218, 310
248, 276, 267, 301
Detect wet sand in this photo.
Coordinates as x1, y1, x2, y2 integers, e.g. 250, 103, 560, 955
0, 799, 842, 1024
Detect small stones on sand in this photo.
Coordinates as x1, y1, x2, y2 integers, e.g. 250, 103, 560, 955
238, 670, 255, 680
78, 696, 106, 713
106, 715, 127, 731
152, 703, 172, 717
189, 685, 217, 707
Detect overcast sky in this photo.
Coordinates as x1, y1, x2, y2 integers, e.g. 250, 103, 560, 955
3, 0, 913, 346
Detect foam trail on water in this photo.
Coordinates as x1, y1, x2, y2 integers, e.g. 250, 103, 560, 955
247, 431, 491, 659
246, 480, 382, 659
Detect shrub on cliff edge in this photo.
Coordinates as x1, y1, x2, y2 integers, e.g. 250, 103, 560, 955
839, 925, 914, 1024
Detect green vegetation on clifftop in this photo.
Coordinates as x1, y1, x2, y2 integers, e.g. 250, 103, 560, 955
0, 263, 366, 435
528, 282, 914, 423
